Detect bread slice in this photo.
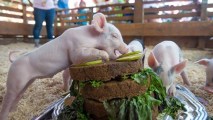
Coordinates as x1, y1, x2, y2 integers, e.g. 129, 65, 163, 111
81, 79, 150, 102
84, 99, 107, 118
70, 58, 143, 81
84, 98, 159, 119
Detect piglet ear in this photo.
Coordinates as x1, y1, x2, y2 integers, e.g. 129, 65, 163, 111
195, 59, 210, 66
91, 13, 107, 33
148, 51, 159, 68
172, 59, 187, 74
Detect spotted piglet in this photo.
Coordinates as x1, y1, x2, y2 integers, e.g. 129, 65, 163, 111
195, 58, 213, 93
148, 41, 191, 96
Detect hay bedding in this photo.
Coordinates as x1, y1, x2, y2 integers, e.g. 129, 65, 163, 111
0, 42, 212, 120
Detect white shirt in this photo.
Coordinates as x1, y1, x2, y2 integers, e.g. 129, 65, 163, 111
33, 0, 58, 10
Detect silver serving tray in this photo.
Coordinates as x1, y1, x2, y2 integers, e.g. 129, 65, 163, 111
171, 85, 208, 120
33, 84, 208, 120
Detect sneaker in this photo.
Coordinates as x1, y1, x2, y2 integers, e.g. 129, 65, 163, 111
34, 39, 40, 48
34, 43, 40, 48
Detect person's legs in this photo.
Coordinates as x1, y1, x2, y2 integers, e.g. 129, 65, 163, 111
45, 9, 55, 41
33, 8, 45, 47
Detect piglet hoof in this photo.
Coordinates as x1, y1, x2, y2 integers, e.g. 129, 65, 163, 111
10, 104, 18, 112
201, 86, 213, 94
185, 81, 191, 86
184, 83, 191, 87
168, 87, 176, 96
58, 84, 66, 91
63, 86, 69, 92
182, 78, 191, 86
168, 92, 176, 96
63, 84, 71, 92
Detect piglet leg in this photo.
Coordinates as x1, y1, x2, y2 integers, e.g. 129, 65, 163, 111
62, 68, 72, 91
180, 70, 191, 86
9, 78, 35, 112
201, 80, 213, 93
0, 64, 35, 120
201, 86, 213, 93
168, 83, 177, 96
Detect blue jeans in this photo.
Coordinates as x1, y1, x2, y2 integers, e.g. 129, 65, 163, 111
33, 8, 55, 41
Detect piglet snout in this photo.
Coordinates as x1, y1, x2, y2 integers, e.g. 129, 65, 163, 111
118, 43, 129, 55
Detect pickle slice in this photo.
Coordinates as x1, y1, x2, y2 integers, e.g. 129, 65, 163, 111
118, 51, 141, 58
116, 53, 143, 62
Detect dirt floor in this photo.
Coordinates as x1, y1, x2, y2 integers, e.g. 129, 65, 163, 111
0, 42, 212, 120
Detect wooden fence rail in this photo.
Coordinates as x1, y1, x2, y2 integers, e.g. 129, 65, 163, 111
0, 0, 213, 48
1, 0, 212, 26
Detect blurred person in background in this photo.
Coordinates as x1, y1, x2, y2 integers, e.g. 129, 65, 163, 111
93, 0, 111, 5
57, 0, 69, 14
77, 0, 87, 25
122, 0, 134, 23
28, 0, 58, 47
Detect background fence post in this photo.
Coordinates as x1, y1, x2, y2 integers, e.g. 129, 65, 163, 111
22, 4, 27, 24
22, 2, 28, 41
197, 0, 208, 49
133, 0, 144, 23
133, 0, 144, 45
200, 0, 208, 21
89, 7, 93, 24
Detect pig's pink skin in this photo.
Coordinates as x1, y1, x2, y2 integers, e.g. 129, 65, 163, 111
9, 51, 71, 91
0, 13, 128, 120
148, 41, 190, 96
9, 51, 72, 91
195, 58, 213, 94
115, 39, 144, 57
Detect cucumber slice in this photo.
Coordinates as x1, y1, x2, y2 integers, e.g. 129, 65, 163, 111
76, 60, 103, 66
116, 53, 143, 62
118, 51, 141, 58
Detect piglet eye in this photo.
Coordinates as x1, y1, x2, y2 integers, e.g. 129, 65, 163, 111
112, 33, 118, 38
